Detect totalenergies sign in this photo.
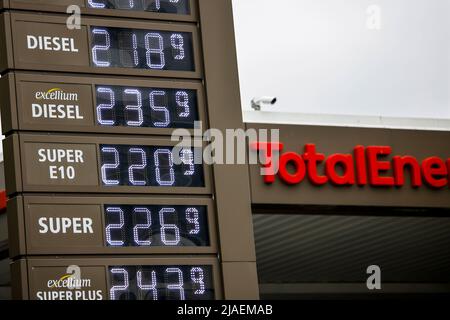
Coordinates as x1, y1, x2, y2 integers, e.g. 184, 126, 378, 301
251, 142, 450, 189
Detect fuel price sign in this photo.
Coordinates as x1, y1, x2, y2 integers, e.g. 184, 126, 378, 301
0, 12, 202, 78
4, 133, 210, 194
8, 196, 217, 256
12, 257, 221, 300
2, 0, 260, 301
0, 72, 206, 135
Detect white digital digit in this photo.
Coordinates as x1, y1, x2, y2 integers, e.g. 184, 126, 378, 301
180, 148, 194, 176
115, 0, 134, 9
150, 91, 170, 127
185, 207, 200, 235
190, 267, 205, 295
154, 149, 175, 186
166, 268, 185, 300
119, 33, 139, 67
110, 268, 129, 300
170, 34, 185, 60
145, 33, 165, 69
175, 91, 190, 118
137, 269, 158, 300
92, 28, 111, 67
97, 87, 115, 126
155, 0, 181, 10
88, 0, 106, 8
159, 208, 180, 246
124, 89, 143, 126
128, 148, 147, 186
101, 147, 120, 185
106, 207, 125, 246
131, 33, 139, 66
133, 208, 152, 246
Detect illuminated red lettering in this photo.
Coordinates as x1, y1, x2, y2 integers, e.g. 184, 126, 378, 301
325, 154, 355, 185
354, 145, 368, 186
278, 152, 306, 184
251, 142, 449, 190
392, 156, 422, 187
303, 144, 328, 185
422, 157, 448, 188
366, 146, 395, 186
250, 142, 283, 184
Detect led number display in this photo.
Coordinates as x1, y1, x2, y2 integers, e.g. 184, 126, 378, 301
87, 0, 191, 15
91, 27, 194, 71
96, 85, 199, 128
109, 265, 214, 300
100, 145, 204, 187
105, 205, 209, 247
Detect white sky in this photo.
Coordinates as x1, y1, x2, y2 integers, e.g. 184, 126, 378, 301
232, 0, 450, 129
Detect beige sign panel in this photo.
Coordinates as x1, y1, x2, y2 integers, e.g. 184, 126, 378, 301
12, 256, 221, 300
0, 71, 206, 135
15, 19, 90, 67
3, 133, 212, 195
23, 142, 99, 187
7, 0, 198, 22
17, 77, 94, 129
8, 195, 217, 256
248, 123, 450, 208
30, 265, 107, 301
0, 12, 203, 78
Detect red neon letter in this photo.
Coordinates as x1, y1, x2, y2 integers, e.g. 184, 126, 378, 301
392, 156, 422, 187
354, 145, 367, 186
250, 142, 284, 184
303, 144, 328, 185
278, 152, 306, 185
422, 157, 448, 188
325, 154, 355, 185
366, 146, 395, 186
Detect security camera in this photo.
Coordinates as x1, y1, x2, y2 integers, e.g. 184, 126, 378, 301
251, 96, 277, 111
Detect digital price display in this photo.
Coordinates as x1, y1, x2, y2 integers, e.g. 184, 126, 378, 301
5, 134, 210, 194
100, 145, 204, 187
0, 72, 205, 135
8, 196, 217, 256
105, 205, 209, 247
91, 27, 195, 71
15, 257, 221, 300
3, 13, 202, 78
109, 265, 214, 300
87, 0, 191, 15
96, 85, 199, 128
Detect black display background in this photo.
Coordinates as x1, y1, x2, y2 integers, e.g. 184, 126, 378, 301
90, 27, 195, 71
100, 145, 205, 187
87, 0, 191, 15
108, 265, 214, 300
95, 85, 199, 128
104, 205, 210, 247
